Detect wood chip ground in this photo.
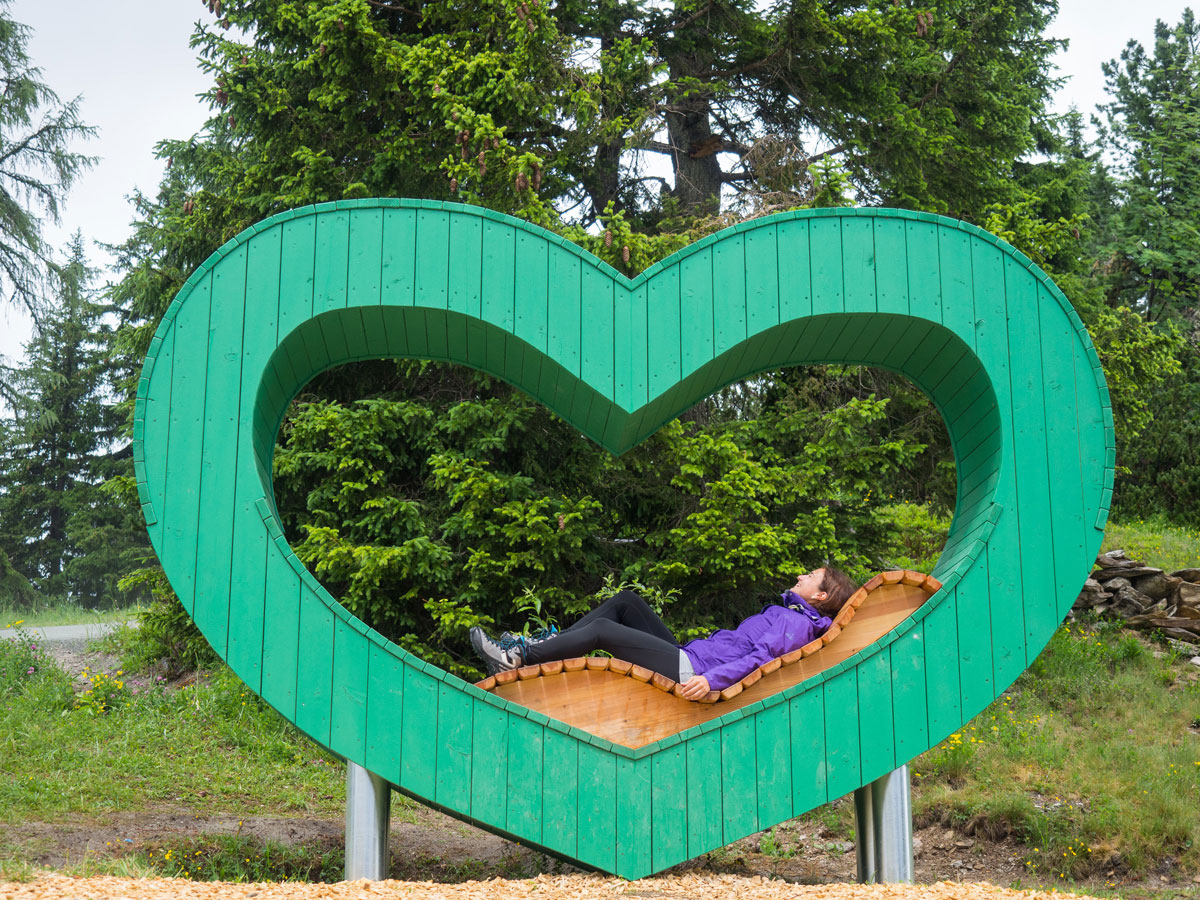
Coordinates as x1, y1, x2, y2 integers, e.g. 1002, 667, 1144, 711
0, 874, 1104, 900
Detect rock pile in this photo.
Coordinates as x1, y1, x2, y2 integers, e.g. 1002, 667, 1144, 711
1073, 549, 1200, 644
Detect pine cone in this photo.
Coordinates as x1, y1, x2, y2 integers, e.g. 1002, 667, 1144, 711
515, 172, 529, 191
604, 230, 613, 248
450, 177, 459, 193
622, 246, 631, 265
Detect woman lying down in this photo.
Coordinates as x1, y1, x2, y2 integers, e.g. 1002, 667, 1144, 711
470, 567, 858, 700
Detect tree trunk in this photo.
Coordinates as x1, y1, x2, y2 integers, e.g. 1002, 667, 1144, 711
664, 50, 723, 214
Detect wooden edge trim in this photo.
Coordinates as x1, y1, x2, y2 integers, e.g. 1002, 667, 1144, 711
780, 647, 806, 666
609, 658, 633, 675
562, 657, 588, 671
800, 638, 823, 657
848, 586, 869, 608
863, 573, 885, 592
834, 605, 855, 627
820, 623, 842, 644
900, 570, 926, 586
475, 675, 496, 691
699, 691, 721, 703
494, 669, 519, 685
585, 656, 611, 671
761, 657, 782, 675
651, 672, 676, 692
517, 664, 542, 680
740, 668, 763, 689
924, 574, 943, 591
720, 682, 744, 701
881, 570, 905, 584
539, 660, 564, 676
630, 664, 654, 683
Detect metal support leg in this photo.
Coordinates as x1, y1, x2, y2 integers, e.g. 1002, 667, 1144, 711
345, 762, 391, 881
854, 764, 913, 884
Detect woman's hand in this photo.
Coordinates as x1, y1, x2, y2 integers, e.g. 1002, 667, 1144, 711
679, 674, 711, 700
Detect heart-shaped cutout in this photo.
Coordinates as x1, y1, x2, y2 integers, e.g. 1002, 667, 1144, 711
134, 201, 1111, 877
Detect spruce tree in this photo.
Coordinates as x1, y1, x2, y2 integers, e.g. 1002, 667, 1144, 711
0, 235, 147, 606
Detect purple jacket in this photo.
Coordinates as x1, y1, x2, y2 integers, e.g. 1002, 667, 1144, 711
681, 591, 832, 691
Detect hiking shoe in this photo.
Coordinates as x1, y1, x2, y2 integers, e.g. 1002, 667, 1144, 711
470, 626, 525, 675
499, 625, 559, 649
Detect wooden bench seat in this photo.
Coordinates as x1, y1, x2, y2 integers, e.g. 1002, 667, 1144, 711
474, 570, 939, 748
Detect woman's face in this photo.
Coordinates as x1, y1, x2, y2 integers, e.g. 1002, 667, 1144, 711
791, 568, 826, 601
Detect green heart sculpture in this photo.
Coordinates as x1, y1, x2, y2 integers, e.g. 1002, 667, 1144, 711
134, 201, 1111, 878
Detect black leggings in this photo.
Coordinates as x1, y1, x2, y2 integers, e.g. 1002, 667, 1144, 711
523, 591, 684, 679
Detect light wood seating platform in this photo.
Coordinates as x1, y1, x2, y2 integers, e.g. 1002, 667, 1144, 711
474, 570, 940, 748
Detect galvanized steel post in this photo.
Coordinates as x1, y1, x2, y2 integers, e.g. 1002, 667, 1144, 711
855, 764, 913, 883
345, 762, 390, 880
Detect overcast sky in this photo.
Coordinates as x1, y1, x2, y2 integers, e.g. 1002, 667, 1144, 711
0, 0, 1195, 364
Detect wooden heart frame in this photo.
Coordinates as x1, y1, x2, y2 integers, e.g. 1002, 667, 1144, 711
134, 201, 1112, 877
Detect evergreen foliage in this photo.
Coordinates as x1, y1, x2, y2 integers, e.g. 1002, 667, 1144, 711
0, 1, 93, 341
0, 236, 148, 606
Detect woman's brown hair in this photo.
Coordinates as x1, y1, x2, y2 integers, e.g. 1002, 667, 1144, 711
815, 567, 858, 616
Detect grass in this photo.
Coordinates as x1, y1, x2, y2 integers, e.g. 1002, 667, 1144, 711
0, 627, 356, 827
1101, 517, 1200, 572
911, 618, 1200, 886
0, 599, 144, 630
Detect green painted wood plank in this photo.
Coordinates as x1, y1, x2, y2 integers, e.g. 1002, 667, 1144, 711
314, 209, 350, 315
754, 702, 791, 831
381, 207, 418, 306
415, 208, 451, 312
434, 682, 473, 815
142, 326, 174, 548
923, 587, 963, 739
547, 247, 582, 377
446, 213, 483, 361
777, 218, 812, 323
506, 716, 543, 844
809, 217, 844, 315
651, 744, 687, 874
713, 232, 747, 356
788, 686, 827, 815
856, 650, 895, 782
332, 618, 368, 762
295, 585, 335, 745
400, 663, 439, 799
161, 273, 212, 614
874, 218, 909, 315
841, 217, 876, 313
1040, 284, 1087, 614
540, 728, 579, 860
616, 756, 652, 878
720, 717, 758, 843
823, 670, 861, 801
889, 628, 929, 765
469, 699, 509, 825
347, 207, 383, 310
260, 548, 300, 721
1005, 259, 1057, 657
1071, 337, 1108, 604
937, 226, 974, 351
684, 733, 723, 859
744, 224, 779, 337
580, 263, 615, 402
679, 250, 714, 378
576, 742, 617, 872
481, 219, 516, 379
904, 219, 941, 322
514, 228, 549, 354
278, 217, 317, 344
615, 284, 649, 412
364, 642, 404, 781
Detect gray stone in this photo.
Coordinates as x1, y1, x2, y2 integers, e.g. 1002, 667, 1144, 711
1094, 566, 1162, 582
1133, 572, 1180, 601
1177, 581, 1200, 608
1170, 568, 1200, 583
